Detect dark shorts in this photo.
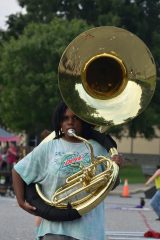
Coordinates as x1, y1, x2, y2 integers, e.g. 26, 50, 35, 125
40, 234, 78, 240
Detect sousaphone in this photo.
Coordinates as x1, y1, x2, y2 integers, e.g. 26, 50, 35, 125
58, 26, 156, 130
25, 26, 156, 221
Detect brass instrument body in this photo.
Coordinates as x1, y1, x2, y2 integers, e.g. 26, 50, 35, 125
36, 132, 119, 215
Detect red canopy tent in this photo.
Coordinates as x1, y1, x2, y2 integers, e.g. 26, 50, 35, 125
0, 127, 20, 142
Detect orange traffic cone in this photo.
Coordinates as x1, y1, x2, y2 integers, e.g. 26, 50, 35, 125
121, 178, 130, 197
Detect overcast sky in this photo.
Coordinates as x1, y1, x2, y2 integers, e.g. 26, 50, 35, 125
0, 0, 24, 29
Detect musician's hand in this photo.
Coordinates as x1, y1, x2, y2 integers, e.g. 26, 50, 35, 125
111, 154, 124, 190
112, 154, 124, 167
19, 200, 36, 215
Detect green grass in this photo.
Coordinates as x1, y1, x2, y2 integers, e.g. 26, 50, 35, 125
119, 164, 145, 184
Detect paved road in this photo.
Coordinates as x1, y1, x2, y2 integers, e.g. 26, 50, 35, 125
105, 193, 160, 239
0, 196, 35, 240
0, 191, 159, 240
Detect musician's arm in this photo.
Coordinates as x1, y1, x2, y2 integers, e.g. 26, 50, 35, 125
12, 168, 36, 214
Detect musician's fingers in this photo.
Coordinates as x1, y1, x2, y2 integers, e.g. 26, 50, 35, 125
25, 201, 36, 210
112, 154, 124, 167
23, 202, 36, 215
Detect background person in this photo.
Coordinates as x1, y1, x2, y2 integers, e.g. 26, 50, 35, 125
145, 166, 160, 221
6, 142, 17, 188
0, 146, 7, 170
12, 101, 123, 240
7, 142, 17, 169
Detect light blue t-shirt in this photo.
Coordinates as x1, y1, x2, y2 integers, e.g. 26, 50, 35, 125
14, 138, 108, 240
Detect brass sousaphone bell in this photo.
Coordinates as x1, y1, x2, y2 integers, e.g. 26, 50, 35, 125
36, 26, 156, 216
58, 26, 156, 129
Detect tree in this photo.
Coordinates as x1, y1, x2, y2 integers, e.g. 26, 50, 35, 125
1, 0, 122, 39
0, 18, 91, 135
0, 0, 160, 139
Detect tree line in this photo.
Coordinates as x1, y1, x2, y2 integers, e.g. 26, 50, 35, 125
0, 0, 160, 139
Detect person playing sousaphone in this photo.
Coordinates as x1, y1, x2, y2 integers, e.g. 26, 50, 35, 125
12, 25, 156, 240
12, 101, 123, 240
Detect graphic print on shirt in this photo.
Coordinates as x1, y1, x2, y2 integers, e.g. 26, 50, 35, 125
61, 152, 91, 175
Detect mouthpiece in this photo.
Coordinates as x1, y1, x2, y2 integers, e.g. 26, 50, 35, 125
67, 129, 76, 136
